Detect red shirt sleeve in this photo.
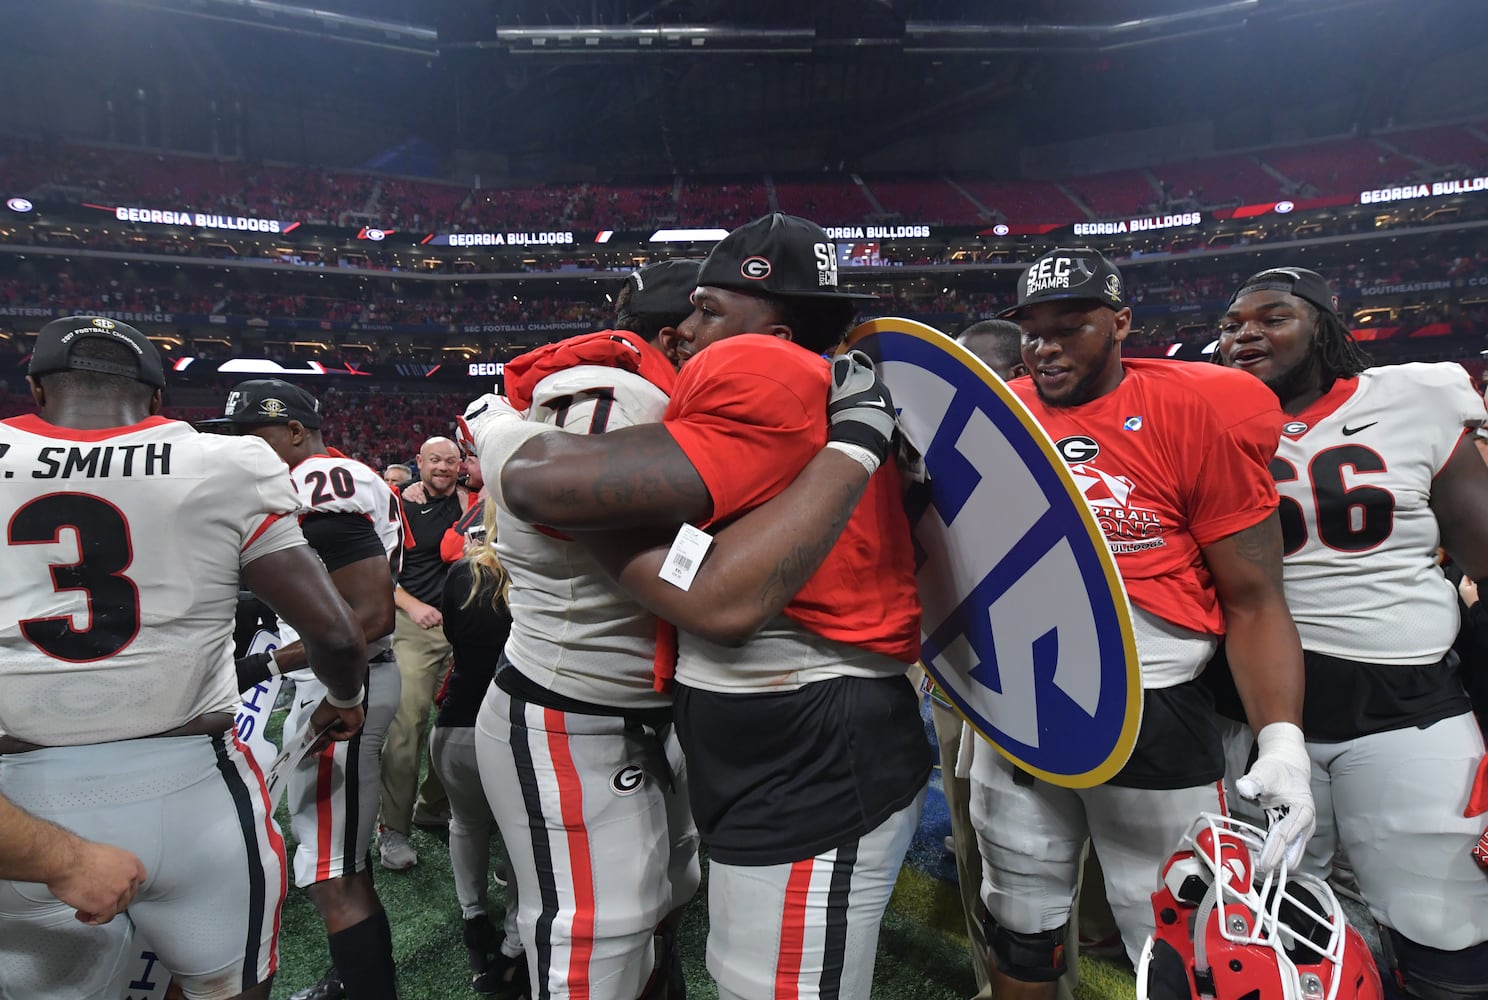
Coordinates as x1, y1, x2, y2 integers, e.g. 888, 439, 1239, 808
1186, 375, 1283, 548
663, 336, 829, 525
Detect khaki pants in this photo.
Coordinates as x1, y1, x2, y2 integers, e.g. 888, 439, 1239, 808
378, 606, 453, 834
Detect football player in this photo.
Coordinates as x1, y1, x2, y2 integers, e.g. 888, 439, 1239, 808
460, 258, 705, 1000
1212, 266, 1488, 1000
203, 379, 404, 1000
0, 318, 366, 1000
465, 214, 930, 1000
968, 248, 1314, 1000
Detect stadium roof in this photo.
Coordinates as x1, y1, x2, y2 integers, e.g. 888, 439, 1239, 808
3, 0, 1485, 179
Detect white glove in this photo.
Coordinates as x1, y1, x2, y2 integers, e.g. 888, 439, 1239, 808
1235, 721, 1316, 872
457, 393, 523, 457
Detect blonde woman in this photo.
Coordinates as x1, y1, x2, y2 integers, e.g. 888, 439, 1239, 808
431, 499, 523, 995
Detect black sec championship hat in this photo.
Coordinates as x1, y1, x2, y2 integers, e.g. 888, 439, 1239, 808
698, 213, 877, 301
198, 378, 323, 429
29, 315, 166, 389
1000, 247, 1127, 319
620, 258, 703, 323
1229, 266, 1341, 319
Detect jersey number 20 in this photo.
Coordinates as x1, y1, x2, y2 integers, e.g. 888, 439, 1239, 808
9, 493, 141, 662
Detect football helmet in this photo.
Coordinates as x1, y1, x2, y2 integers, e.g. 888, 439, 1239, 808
1136, 813, 1383, 1000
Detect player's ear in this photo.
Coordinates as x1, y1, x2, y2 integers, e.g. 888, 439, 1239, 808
655, 326, 682, 368
148, 388, 163, 416
26, 376, 44, 408
1010, 362, 1030, 379
1111, 307, 1133, 344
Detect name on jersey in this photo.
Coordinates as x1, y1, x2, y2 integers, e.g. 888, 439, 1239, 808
29, 443, 172, 479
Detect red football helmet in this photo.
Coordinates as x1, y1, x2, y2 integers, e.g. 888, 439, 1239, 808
1137, 813, 1383, 1000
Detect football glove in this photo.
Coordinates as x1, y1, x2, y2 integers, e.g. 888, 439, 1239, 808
826, 351, 897, 474
1235, 721, 1317, 872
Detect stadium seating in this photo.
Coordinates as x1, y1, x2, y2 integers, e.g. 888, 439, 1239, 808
774, 179, 875, 226
865, 178, 981, 224
1262, 137, 1417, 196
1385, 123, 1488, 173
1065, 169, 1163, 220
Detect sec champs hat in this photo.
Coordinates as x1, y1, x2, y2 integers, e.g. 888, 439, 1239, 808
698, 213, 877, 301
29, 315, 166, 389
1000, 247, 1127, 319
621, 258, 703, 322
198, 378, 323, 429
1230, 266, 1341, 318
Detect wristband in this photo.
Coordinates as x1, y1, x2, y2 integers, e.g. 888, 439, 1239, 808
825, 440, 880, 476
324, 685, 365, 710
265, 650, 283, 677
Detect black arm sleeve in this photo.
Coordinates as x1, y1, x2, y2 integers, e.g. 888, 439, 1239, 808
300, 512, 386, 573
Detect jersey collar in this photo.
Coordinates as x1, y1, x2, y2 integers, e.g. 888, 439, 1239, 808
2, 413, 174, 441
1281, 377, 1359, 438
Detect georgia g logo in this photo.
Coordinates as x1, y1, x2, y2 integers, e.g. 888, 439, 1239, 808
611, 764, 645, 795
740, 256, 771, 280
844, 319, 1141, 787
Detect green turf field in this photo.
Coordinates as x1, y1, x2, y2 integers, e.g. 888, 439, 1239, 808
266, 701, 1138, 1000
271, 818, 1138, 1000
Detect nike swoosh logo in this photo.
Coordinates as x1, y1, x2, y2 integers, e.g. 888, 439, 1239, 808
420, 506, 434, 514
1341, 422, 1377, 436
856, 398, 889, 408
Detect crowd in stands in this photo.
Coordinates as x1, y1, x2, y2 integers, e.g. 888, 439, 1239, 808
5, 121, 1486, 236
3, 240, 1486, 341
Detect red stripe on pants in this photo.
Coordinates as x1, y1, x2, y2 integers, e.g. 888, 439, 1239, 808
775, 858, 816, 999
235, 734, 287, 973
314, 746, 337, 882
546, 709, 596, 1000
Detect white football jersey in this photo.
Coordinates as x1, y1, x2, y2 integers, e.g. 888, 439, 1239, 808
277, 451, 403, 676
497, 364, 672, 709
0, 415, 306, 745
1274, 363, 1485, 664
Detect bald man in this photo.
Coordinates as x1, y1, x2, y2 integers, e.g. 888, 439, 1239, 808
378, 436, 473, 869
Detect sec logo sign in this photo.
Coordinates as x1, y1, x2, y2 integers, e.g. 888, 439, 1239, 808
845, 318, 1141, 787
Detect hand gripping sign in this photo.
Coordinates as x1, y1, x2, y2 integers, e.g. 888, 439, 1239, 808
845, 318, 1141, 787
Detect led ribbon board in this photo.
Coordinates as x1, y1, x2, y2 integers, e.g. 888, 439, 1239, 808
845, 318, 1141, 787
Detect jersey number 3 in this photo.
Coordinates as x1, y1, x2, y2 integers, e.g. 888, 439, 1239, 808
1271, 444, 1394, 555
9, 493, 141, 662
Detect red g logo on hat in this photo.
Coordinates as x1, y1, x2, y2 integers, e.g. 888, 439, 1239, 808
741, 256, 772, 280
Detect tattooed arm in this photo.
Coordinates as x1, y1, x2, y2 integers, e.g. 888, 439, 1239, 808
580, 448, 873, 646
502, 423, 714, 529
1200, 510, 1305, 731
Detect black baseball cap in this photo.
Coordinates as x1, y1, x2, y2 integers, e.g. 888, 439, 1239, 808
1229, 266, 1340, 318
29, 315, 166, 389
697, 213, 877, 301
999, 247, 1127, 319
197, 378, 323, 429
620, 258, 702, 324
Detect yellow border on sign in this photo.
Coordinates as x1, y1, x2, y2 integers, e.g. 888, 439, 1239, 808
844, 317, 1143, 788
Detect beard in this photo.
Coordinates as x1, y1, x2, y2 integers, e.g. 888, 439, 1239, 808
1034, 330, 1117, 408
1259, 340, 1323, 409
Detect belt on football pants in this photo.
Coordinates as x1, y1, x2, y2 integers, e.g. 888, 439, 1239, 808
0, 711, 236, 755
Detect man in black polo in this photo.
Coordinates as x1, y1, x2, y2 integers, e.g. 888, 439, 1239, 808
377, 435, 471, 869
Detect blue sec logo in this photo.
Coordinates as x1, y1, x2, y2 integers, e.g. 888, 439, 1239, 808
845, 318, 1141, 787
